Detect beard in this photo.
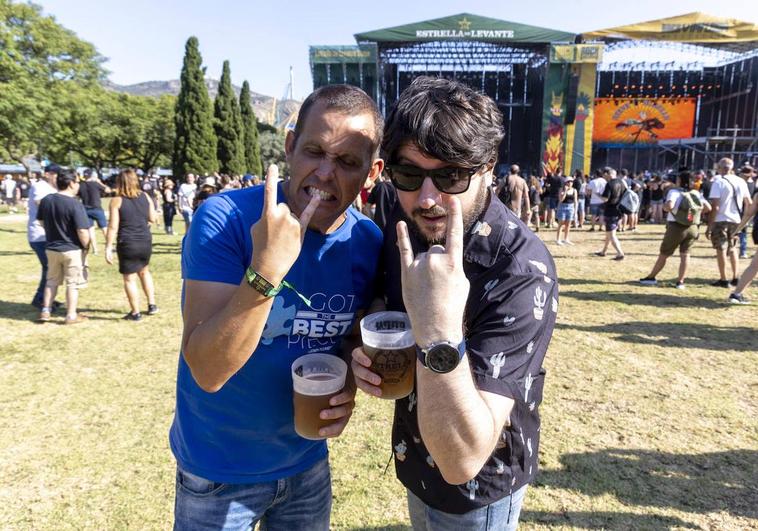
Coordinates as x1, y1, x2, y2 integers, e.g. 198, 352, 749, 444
405, 177, 490, 246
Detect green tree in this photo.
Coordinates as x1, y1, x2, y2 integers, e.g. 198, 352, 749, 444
259, 129, 288, 176
239, 80, 262, 176
214, 60, 244, 175
0, 0, 104, 171
173, 36, 217, 178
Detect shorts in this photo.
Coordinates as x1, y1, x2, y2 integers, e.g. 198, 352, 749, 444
46, 249, 86, 288
3, 196, 16, 206
651, 199, 664, 206
117, 238, 152, 275
85, 206, 108, 229
660, 222, 699, 256
605, 215, 620, 231
710, 221, 739, 251
590, 204, 603, 218
556, 203, 575, 222
548, 196, 559, 210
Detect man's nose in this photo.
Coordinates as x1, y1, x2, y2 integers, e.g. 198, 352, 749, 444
315, 157, 336, 179
417, 177, 443, 210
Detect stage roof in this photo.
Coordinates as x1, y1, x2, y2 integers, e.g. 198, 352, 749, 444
583, 12, 758, 53
354, 13, 575, 45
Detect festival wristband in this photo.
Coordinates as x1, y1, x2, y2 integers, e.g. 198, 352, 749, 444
244, 266, 313, 308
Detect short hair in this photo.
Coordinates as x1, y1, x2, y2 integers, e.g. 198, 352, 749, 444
718, 158, 734, 172
56, 171, 77, 190
382, 76, 504, 168
293, 85, 383, 156
510, 164, 520, 174
602, 167, 617, 178
116, 169, 141, 198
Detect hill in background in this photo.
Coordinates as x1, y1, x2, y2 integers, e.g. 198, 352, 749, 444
104, 79, 300, 128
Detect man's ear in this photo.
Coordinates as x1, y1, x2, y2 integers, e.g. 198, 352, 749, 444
284, 130, 296, 158
367, 158, 384, 185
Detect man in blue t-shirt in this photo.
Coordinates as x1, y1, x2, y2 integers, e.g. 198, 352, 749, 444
171, 85, 385, 530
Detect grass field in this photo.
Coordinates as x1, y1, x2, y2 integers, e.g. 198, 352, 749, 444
1, 205, 756, 531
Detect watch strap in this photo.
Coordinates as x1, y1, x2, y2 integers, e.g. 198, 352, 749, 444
416, 339, 466, 371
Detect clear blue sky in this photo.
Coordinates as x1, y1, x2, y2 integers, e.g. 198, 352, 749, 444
37, 0, 758, 100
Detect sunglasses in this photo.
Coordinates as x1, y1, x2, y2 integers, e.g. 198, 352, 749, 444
385, 164, 483, 194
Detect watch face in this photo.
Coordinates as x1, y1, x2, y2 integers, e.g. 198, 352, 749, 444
427, 344, 461, 373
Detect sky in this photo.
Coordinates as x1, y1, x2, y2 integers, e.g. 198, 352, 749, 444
36, 0, 758, 100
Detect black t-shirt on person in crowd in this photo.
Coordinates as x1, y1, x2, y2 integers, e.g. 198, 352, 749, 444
37, 193, 89, 252
602, 178, 626, 217
378, 192, 558, 514
78, 180, 106, 209
367, 180, 397, 232
546, 175, 563, 199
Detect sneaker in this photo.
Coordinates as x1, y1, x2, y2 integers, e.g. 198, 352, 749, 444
588, 227, 596, 232
64, 314, 88, 325
594, 251, 606, 257
38, 310, 51, 322
639, 277, 657, 286
147, 304, 159, 315
710, 279, 730, 288
728, 293, 749, 304
563, 240, 575, 246
729, 278, 739, 287
675, 281, 686, 290
555, 240, 564, 246
739, 253, 748, 259
612, 255, 625, 261
123, 312, 142, 321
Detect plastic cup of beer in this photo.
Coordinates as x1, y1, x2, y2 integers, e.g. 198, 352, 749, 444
291, 353, 347, 440
359, 312, 415, 399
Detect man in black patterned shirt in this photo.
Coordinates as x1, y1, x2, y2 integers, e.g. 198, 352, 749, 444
352, 77, 558, 530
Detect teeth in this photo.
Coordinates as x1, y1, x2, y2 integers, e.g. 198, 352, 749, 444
307, 187, 333, 200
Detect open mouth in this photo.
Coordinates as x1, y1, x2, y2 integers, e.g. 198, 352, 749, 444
305, 185, 337, 202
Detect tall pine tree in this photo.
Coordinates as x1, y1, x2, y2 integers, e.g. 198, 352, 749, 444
240, 80, 263, 176
214, 60, 245, 175
173, 37, 217, 178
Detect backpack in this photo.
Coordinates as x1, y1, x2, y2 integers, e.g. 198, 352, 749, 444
618, 186, 640, 214
673, 190, 704, 226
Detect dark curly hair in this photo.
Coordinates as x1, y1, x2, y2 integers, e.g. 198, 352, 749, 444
382, 76, 504, 168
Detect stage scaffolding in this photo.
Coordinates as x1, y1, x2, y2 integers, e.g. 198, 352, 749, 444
376, 41, 550, 173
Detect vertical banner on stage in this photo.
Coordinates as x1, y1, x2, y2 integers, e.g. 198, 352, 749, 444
540, 63, 567, 176
563, 63, 597, 176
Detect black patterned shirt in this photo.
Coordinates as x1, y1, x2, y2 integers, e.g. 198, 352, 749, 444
379, 191, 558, 514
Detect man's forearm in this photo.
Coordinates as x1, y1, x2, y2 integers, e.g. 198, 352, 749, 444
416, 357, 499, 485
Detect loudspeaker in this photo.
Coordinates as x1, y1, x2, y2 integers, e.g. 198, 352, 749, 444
565, 72, 580, 124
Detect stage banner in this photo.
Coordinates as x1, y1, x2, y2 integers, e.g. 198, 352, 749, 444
563, 63, 597, 175
592, 98, 696, 145
310, 45, 377, 64
540, 63, 568, 175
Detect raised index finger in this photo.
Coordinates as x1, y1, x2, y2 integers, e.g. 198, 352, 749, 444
445, 195, 464, 263
263, 166, 278, 212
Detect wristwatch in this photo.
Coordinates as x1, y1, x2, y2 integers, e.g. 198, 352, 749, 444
245, 266, 282, 297
416, 339, 467, 374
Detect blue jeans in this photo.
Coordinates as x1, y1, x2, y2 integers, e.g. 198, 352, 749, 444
407, 484, 528, 531
181, 208, 193, 227
739, 228, 747, 255
29, 240, 47, 306
173, 458, 331, 531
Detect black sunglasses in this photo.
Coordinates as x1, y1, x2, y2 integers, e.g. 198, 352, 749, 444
385, 164, 482, 194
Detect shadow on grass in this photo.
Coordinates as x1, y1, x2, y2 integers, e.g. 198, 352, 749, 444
535, 449, 757, 520
556, 321, 755, 351
559, 289, 726, 309
522, 510, 698, 529
0, 300, 123, 323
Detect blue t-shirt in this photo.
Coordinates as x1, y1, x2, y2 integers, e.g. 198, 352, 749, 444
170, 184, 382, 483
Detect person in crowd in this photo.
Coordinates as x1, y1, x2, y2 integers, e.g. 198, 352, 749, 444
162, 179, 177, 235
366, 174, 397, 232
170, 85, 384, 530
496, 164, 530, 221
78, 168, 111, 255
555, 174, 578, 245
587, 168, 606, 231
36, 171, 90, 324
28, 164, 61, 310
627, 173, 643, 231
706, 157, 752, 287
528, 174, 542, 232
104, 169, 158, 321
649, 176, 665, 223
639, 170, 711, 289
594, 167, 625, 260
16, 175, 30, 213
737, 165, 755, 259
574, 170, 586, 228
177, 173, 197, 232
728, 196, 758, 304
543, 169, 562, 229
2, 174, 18, 213
352, 76, 557, 531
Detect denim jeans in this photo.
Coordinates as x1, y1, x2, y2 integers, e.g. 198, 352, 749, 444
173, 458, 331, 531
181, 207, 193, 227
29, 240, 47, 306
407, 484, 527, 531
739, 228, 747, 255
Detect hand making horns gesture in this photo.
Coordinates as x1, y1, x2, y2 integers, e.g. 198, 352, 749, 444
250, 166, 320, 285
396, 196, 470, 346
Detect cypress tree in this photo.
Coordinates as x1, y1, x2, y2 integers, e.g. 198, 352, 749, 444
214, 60, 245, 175
240, 80, 263, 176
173, 37, 217, 178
